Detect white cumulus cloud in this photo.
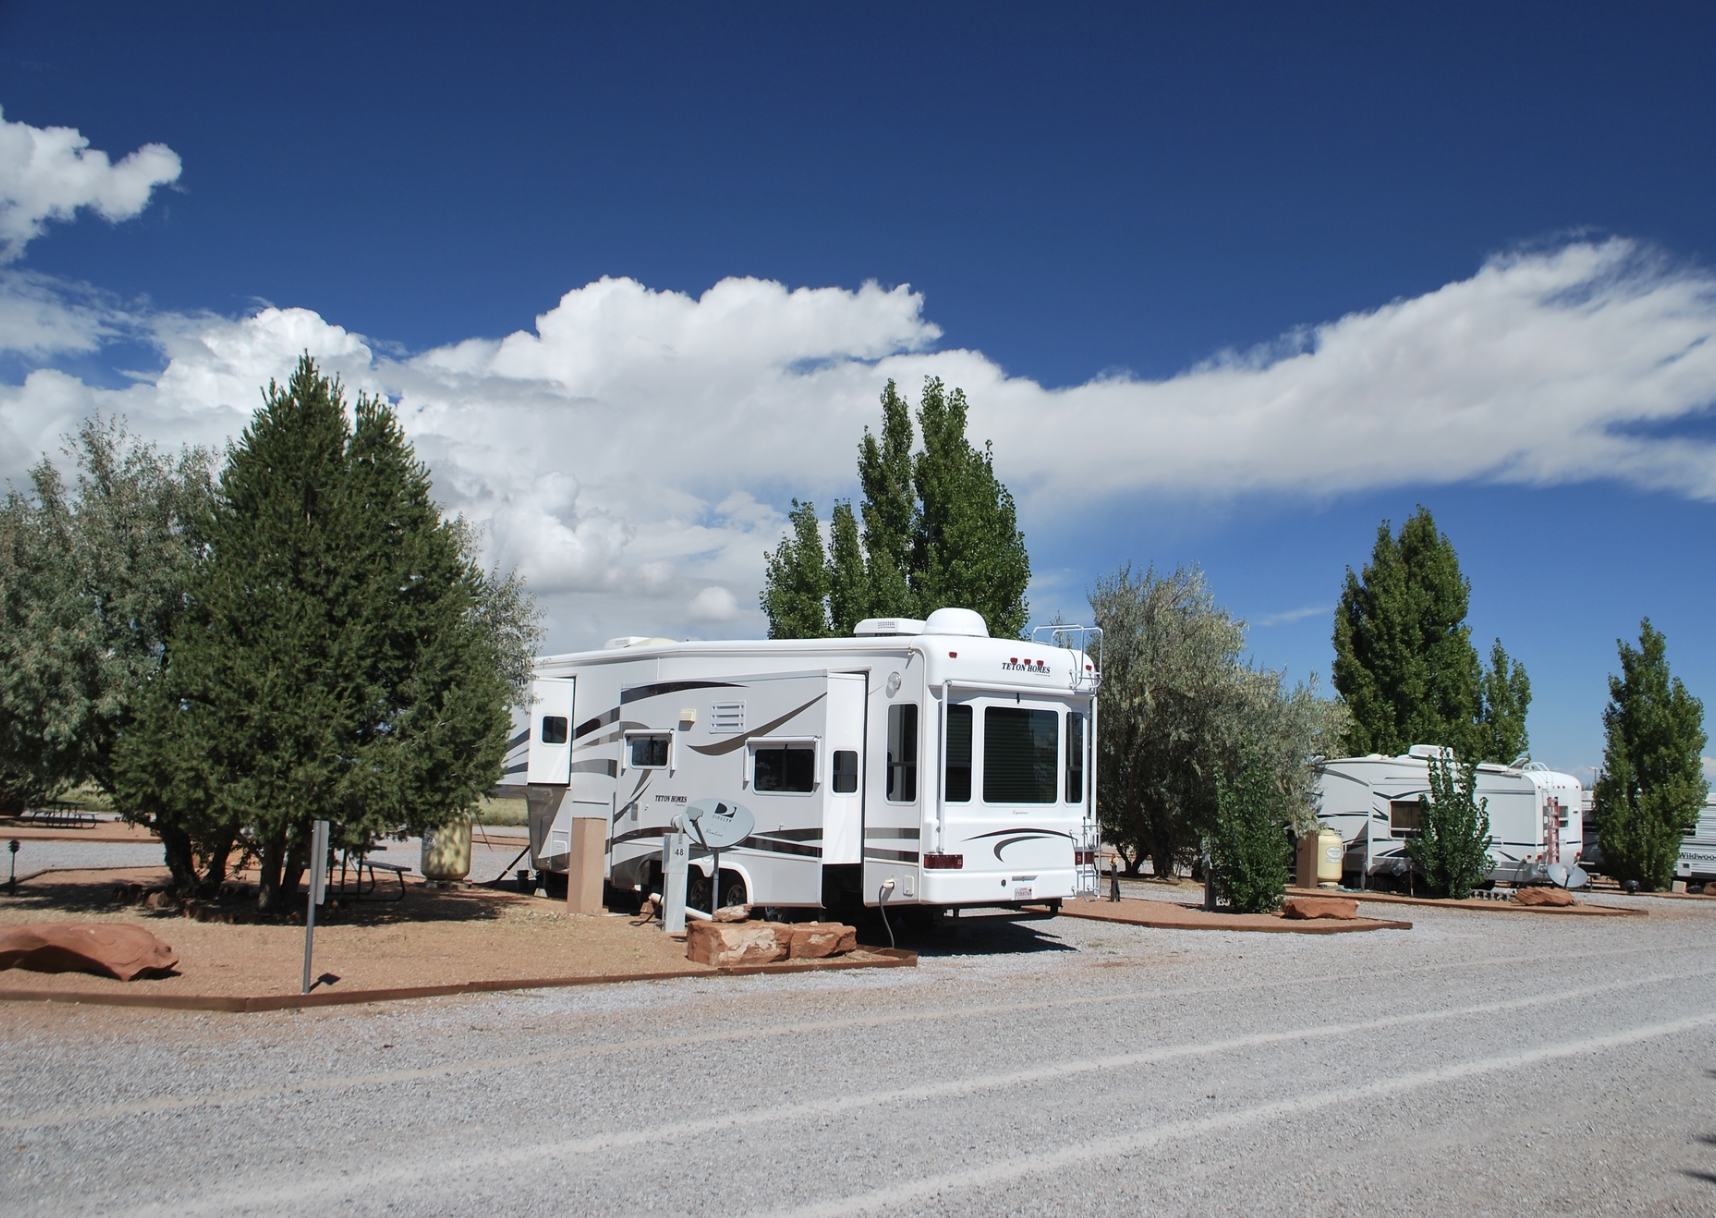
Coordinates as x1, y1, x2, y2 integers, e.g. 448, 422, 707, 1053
5, 240, 1716, 649
0, 107, 182, 261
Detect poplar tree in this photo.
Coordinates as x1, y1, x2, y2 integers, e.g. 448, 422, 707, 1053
1592, 619, 1707, 890
1406, 748, 1493, 899
911, 378, 1031, 641
761, 377, 1032, 639
114, 357, 535, 909
856, 380, 917, 619
760, 499, 831, 638
1332, 507, 1529, 762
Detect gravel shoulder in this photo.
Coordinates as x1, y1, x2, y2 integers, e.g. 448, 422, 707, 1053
3, 888, 1714, 1216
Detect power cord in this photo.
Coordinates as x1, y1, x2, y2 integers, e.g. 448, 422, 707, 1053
877, 878, 896, 950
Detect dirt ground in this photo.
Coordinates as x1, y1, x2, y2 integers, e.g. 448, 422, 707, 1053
0, 865, 719, 999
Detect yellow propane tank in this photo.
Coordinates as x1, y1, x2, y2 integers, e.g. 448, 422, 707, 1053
1316, 827, 1345, 888
420, 820, 472, 882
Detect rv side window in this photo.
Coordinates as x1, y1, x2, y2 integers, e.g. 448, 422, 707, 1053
1389, 800, 1422, 836
540, 716, 568, 745
887, 704, 918, 802
1066, 711, 1085, 803
832, 750, 858, 794
945, 705, 972, 802
984, 707, 1058, 804
627, 734, 670, 768
755, 743, 815, 792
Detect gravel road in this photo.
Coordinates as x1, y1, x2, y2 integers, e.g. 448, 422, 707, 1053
3, 896, 1714, 1216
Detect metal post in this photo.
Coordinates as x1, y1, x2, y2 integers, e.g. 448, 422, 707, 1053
301, 820, 328, 994
710, 847, 721, 915
7, 839, 17, 894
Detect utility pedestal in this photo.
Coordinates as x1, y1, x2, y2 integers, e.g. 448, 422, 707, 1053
565, 815, 607, 914
1295, 833, 1319, 890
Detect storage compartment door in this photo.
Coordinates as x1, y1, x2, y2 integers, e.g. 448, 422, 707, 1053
526, 677, 575, 785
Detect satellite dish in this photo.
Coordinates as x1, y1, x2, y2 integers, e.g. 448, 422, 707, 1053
683, 799, 754, 850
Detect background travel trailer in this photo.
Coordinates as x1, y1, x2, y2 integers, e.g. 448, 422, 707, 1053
497, 608, 1101, 915
1314, 748, 1584, 889
1675, 796, 1716, 887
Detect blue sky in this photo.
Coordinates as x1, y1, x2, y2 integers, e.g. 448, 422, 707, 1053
2, 2, 1715, 781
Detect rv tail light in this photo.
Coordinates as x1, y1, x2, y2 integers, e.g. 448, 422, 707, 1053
923, 853, 964, 870
1074, 850, 1095, 865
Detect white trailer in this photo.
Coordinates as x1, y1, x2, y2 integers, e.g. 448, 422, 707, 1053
1674, 796, 1716, 886
496, 608, 1101, 914
1314, 748, 1585, 888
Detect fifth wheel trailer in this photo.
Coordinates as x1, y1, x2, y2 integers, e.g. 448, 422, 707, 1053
496, 607, 1102, 914
1314, 749, 1585, 888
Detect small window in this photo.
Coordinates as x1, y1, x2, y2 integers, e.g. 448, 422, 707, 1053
628, 734, 670, 768
983, 707, 1058, 804
755, 743, 815, 792
1066, 711, 1085, 803
540, 716, 568, 745
887, 704, 918, 802
832, 749, 858, 794
945, 705, 972, 802
1389, 800, 1422, 837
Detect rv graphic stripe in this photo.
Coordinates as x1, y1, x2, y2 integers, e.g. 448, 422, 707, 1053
864, 848, 920, 863
573, 707, 620, 740
688, 694, 827, 756
963, 827, 1075, 860
571, 759, 617, 777
740, 835, 823, 858
864, 828, 921, 840
620, 680, 739, 705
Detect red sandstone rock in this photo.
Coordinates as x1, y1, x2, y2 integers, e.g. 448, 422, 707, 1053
0, 921, 178, 981
711, 904, 753, 923
1281, 896, 1360, 920
787, 922, 859, 959
1515, 886, 1576, 907
686, 920, 788, 966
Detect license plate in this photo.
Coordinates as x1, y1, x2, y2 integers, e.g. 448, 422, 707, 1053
1013, 886, 1032, 901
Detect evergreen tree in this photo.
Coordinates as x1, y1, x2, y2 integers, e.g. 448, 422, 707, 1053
762, 377, 1032, 639
911, 378, 1031, 640
0, 421, 212, 811
856, 380, 917, 619
759, 499, 831, 639
1211, 749, 1290, 913
114, 357, 536, 909
1333, 507, 1528, 762
1592, 619, 1707, 890
1406, 748, 1493, 898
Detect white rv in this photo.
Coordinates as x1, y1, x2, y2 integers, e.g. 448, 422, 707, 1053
1314, 748, 1584, 888
1675, 796, 1716, 886
496, 608, 1101, 914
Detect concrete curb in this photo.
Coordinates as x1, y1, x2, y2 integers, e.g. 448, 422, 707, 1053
0, 947, 917, 1013
1285, 886, 1644, 916
1053, 902, 1411, 934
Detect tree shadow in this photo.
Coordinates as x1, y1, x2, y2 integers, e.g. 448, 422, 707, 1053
4, 867, 537, 926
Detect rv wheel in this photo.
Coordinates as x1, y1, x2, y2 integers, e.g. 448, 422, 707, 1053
717, 870, 748, 911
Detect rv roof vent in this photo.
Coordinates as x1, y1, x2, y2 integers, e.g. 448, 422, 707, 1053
853, 617, 926, 637
923, 607, 989, 637
603, 636, 676, 649
1406, 744, 1445, 759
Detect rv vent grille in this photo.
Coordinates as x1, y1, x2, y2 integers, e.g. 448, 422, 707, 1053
710, 701, 745, 733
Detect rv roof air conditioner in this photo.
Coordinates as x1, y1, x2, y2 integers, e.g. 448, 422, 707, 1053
853, 617, 926, 637
922, 607, 989, 637
603, 636, 677, 650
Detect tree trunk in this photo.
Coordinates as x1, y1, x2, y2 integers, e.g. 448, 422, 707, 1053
158, 820, 200, 898
255, 832, 288, 915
